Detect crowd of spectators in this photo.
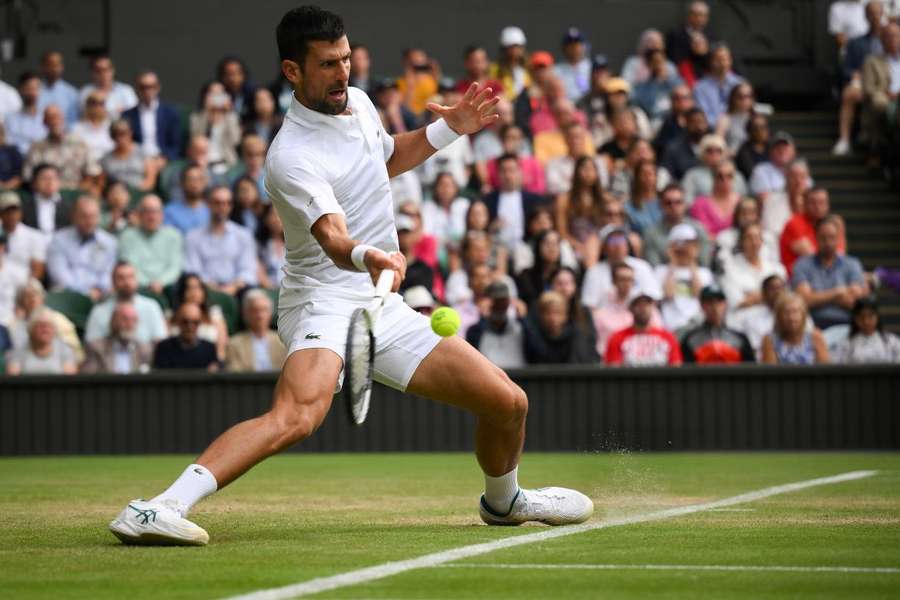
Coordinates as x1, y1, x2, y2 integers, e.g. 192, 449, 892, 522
1, 1, 899, 376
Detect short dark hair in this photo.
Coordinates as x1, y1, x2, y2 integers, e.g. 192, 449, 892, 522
463, 45, 485, 58
31, 163, 58, 182
18, 71, 39, 86
660, 183, 683, 198
685, 107, 706, 121
277, 6, 345, 66
761, 274, 784, 294
496, 153, 519, 168
815, 213, 841, 232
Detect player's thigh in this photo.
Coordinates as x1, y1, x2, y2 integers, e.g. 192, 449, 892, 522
406, 335, 526, 422
270, 348, 342, 436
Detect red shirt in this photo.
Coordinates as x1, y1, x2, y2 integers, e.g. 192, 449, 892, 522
780, 214, 846, 276
605, 326, 683, 366
455, 78, 504, 98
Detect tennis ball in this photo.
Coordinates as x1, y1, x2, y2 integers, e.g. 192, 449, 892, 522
430, 307, 461, 337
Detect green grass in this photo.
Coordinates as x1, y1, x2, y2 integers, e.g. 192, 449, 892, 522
1, 453, 899, 599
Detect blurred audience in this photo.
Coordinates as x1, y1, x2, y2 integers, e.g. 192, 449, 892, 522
118, 194, 183, 292
80, 302, 153, 374
122, 70, 182, 162
680, 284, 755, 363
834, 297, 900, 363
224, 289, 286, 372
5, 308, 77, 374
761, 292, 829, 365
152, 302, 219, 371
79, 56, 138, 119
0, 191, 47, 280
524, 290, 598, 364
46, 195, 117, 300
605, 292, 681, 366
83, 261, 168, 345
465, 280, 527, 368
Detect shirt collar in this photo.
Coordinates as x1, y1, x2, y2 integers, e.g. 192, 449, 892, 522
36, 193, 61, 204
286, 90, 356, 130
140, 99, 160, 111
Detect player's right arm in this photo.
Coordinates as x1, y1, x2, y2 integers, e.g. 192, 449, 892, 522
311, 214, 405, 292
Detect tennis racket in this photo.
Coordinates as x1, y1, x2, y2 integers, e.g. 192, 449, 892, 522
344, 268, 394, 425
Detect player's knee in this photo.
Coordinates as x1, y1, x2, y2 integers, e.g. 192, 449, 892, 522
268, 387, 330, 452
491, 379, 528, 430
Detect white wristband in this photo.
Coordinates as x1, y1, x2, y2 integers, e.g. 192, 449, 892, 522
351, 244, 378, 272
425, 118, 461, 150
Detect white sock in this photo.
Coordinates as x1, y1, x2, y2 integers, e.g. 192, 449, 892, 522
151, 464, 218, 516
484, 466, 520, 514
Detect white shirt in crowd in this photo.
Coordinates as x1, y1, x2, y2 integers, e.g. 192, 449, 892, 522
497, 190, 525, 249
581, 256, 662, 309
654, 264, 714, 331
719, 253, 786, 313
0, 78, 22, 120
139, 100, 160, 157
834, 332, 900, 364
420, 197, 469, 249
35, 194, 61, 235
389, 170, 423, 212
476, 319, 526, 369
0, 258, 28, 326
265, 87, 398, 304
716, 227, 780, 269
70, 119, 114, 162
251, 334, 273, 371
888, 55, 900, 95
79, 82, 138, 119
545, 155, 610, 196
828, 1, 870, 39
417, 134, 474, 189
4, 223, 49, 273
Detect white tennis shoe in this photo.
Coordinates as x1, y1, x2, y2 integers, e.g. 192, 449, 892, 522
479, 487, 594, 526
109, 499, 209, 546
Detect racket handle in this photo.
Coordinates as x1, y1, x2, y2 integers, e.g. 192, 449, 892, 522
374, 269, 394, 299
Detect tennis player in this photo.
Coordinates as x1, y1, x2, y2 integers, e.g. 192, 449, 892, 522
109, 6, 593, 545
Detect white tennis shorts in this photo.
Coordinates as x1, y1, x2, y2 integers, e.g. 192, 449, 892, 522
278, 290, 442, 392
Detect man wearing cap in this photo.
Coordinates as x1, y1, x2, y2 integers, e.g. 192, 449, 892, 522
0, 191, 48, 280
749, 131, 796, 201
604, 290, 681, 366
653, 222, 713, 331
576, 55, 610, 130
581, 225, 661, 310
680, 284, 755, 363
644, 183, 712, 268
693, 44, 744, 126
513, 51, 555, 139
490, 26, 530, 101
0, 230, 29, 326
402, 285, 436, 316
466, 280, 526, 369
556, 28, 592, 102
681, 134, 748, 205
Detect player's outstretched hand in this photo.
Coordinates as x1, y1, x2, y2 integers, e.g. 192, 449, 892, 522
426, 82, 500, 136
364, 249, 405, 293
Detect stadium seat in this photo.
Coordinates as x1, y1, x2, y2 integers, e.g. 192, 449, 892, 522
264, 287, 279, 328
206, 289, 239, 335
44, 290, 94, 333
127, 186, 150, 210
157, 159, 186, 201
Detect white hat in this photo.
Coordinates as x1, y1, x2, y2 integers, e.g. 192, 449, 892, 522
668, 223, 698, 243
500, 26, 527, 47
395, 214, 416, 232
403, 286, 435, 309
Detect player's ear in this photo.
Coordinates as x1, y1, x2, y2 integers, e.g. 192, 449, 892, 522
281, 59, 302, 85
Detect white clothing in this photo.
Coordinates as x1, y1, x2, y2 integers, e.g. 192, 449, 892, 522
79, 82, 138, 119
834, 332, 900, 364
654, 264, 713, 331
760, 190, 795, 239
4, 223, 48, 273
889, 55, 900, 95
390, 170, 423, 212
420, 197, 469, 248
476, 319, 526, 369
497, 190, 525, 249
729, 303, 774, 354
139, 100, 160, 157
715, 227, 780, 269
0, 79, 22, 120
581, 257, 662, 309
445, 270, 518, 306
545, 155, 610, 196
251, 334, 273, 371
70, 119, 114, 162
828, 1, 869, 38
35, 195, 60, 235
719, 253, 787, 311
417, 134, 474, 189
0, 259, 28, 326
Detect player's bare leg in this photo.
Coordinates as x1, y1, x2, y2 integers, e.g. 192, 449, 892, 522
109, 349, 341, 545
407, 336, 593, 526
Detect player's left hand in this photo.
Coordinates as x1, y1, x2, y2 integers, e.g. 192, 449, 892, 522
426, 82, 500, 136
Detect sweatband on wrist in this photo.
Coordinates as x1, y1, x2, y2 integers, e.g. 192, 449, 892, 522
351, 244, 378, 272
425, 118, 461, 150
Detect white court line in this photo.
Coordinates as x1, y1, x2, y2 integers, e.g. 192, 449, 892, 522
223, 470, 876, 600
438, 563, 900, 574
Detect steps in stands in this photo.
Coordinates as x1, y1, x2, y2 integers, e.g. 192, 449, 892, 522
769, 110, 900, 333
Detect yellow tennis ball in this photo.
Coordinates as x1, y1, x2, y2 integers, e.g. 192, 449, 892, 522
430, 307, 461, 337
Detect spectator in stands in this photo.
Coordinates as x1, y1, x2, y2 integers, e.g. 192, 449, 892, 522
122, 70, 182, 162
581, 226, 661, 309
417, 115, 475, 192
0, 191, 47, 280
373, 78, 418, 135
397, 47, 439, 117
605, 292, 682, 366
118, 194, 182, 293
716, 197, 780, 267
598, 78, 653, 143
735, 113, 770, 180
450, 262, 493, 338
0, 65, 21, 121
556, 28, 592, 101
531, 94, 588, 161
829, 0, 869, 53
9, 277, 82, 360
577, 54, 611, 143
256, 204, 285, 289
681, 284, 755, 363
513, 51, 555, 140
4, 72, 47, 155
23, 166, 73, 237
466, 280, 526, 368
190, 82, 241, 169
716, 82, 755, 154
666, 1, 714, 65
524, 290, 598, 364
403, 285, 435, 316
242, 88, 282, 145
654, 224, 713, 333
46, 195, 117, 300
793, 215, 867, 330
38, 51, 80, 127
229, 135, 267, 198
835, 296, 900, 363
397, 201, 443, 298
172, 272, 228, 359
224, 289, 286, 372
152, 302, 219, 371
610, 138, 671, 199
0, 123, 22, 189
762, 158, 811, 240
456, 46, 503, 98
185, 185, 257, 295
661, 107, 709, 180
101, 119, 159, 191
163, 164, 210, 234
861, 22, 900, 159
80, 302, 153, 374
473, 98, 514, 172
623, 29, 677, 87
633, 49, 684, 123
780, 187, 846, 275
490, 26, 530, 101
231, 175, 264, 233
421, 172, 469, 251
749, 131, 796, 201
549, 265, 596, 341
625, 159, 662, 235
694, 44, 744, 126
721, 222, 787, 316
598, 108, 640, 166
217, 56, 256, 121
22, 105, 102, 193
396, 214, 436, 295
653, 84, 694, 157
486, 124, 544, 193
83, 261, 167, 344
598, 196, 644, 256
80, 56, 138, 119
4, 307, 77, 375
70, 90, 114, 162
483, 154, 549, 249
761, 292, 829, 365
545, 121, 607, 195
512, 206, 577, 275
515, 229, 565, 307
349, 43, 373, 95
554, 156, 605, 265
99, 180, 133, 235
833, 0, 885, 156
683, 136, 748, 206
689, 161, 744, 238
592, 262, 663, 356
677, 31, 711, 88
0, 231, 28, 326
644, 183, 712, 267
730, 274, 787, 356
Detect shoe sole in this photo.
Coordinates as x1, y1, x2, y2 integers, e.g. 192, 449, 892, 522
109, 521, 208, 546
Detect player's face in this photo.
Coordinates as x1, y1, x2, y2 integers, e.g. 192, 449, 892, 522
288, 36, 352, 115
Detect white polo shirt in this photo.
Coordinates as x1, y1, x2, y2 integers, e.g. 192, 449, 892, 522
4, 223, 49, 273
264, 87, 398, 304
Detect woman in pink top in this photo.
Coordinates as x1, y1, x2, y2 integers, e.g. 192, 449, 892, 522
486, 124, 546, 194
690, 160, 741, 238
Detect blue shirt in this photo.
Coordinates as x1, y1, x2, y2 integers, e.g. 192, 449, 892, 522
164, 201, 210, 235
4, 109, 47, 155
555, 59, 592, 101
694, 72, 744, 126
46, 226, 118, 294
625, 198, 663, 235
184, 221, 258, 286
39, 79, 81, 127
792, 254, 865, 329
